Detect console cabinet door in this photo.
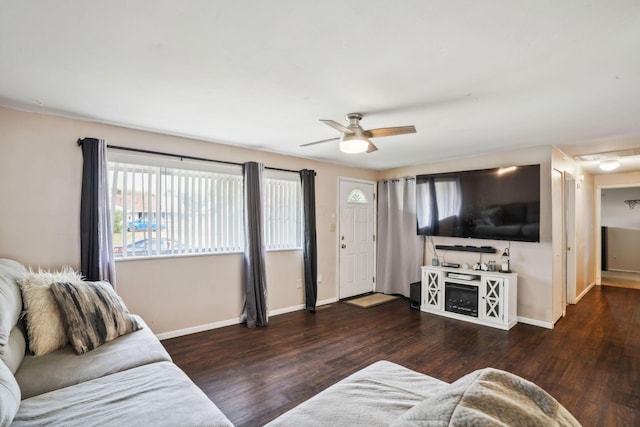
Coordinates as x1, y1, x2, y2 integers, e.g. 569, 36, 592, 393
480, 276, 504, 325
422, 269, 443, 310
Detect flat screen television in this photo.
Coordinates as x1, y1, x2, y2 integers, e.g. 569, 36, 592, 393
416, 164, 540, 242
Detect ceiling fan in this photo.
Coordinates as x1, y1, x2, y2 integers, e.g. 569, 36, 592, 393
300, 113, 416, 154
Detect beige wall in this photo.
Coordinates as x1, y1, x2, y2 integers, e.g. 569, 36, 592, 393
1, 106, 591, 334
380, 146, 557, 325
0, 107, 377, 335
550, 147, 596, 309
575, 172, 595, 299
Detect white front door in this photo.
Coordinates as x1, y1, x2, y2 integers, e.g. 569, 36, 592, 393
339, 179, 375, 299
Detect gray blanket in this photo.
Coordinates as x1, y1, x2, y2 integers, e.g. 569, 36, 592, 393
392, 368, 581, 426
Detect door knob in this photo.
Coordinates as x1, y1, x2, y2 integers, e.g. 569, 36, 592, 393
341, 244, 347, 249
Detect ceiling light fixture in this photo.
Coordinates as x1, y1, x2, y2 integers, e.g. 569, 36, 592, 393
599, 160, 620, 171
339, 133, 370, 154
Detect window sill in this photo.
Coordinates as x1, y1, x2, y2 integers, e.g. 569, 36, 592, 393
114, 247, 303, 262
114, 250, 243, 262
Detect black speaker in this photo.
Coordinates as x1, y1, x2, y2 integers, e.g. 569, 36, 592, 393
409, 281, 421, 310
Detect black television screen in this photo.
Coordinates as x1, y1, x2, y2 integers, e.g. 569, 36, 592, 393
416, 164, 540, 242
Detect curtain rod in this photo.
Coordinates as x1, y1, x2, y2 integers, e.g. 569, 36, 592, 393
381, 176, 416, 183
77, 140, 299, 174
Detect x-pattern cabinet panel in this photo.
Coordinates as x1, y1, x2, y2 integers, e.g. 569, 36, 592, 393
421, 266, 517, 330
422, 269, 443, 310
481, 276, 504, 325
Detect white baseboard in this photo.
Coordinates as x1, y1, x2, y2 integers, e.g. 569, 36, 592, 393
269, 304, 305, 316
516, 282, 595, 332
517, 316, 553, 329
157, 297, 339, 340
157, 318, 242, 340
317, 297, 339, 306
575, 281, 595, 303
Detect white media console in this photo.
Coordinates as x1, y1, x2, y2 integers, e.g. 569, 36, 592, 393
421, 266, 518, 330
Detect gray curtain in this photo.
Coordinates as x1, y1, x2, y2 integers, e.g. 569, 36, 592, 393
241, 162, 268, 328
300, 169, 317, 312
78, 138, 116, 286
376, 177, 424, 297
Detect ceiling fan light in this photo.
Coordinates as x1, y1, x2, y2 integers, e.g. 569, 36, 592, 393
339, 135, 369, 154
599, 160, 620, 171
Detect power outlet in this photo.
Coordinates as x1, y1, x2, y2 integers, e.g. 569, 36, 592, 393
296, 279, 302, 289
318, 274, 323, 284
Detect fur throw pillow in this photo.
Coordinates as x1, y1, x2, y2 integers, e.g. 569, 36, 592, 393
50, 281, 141, 354
19, 267, 83, 356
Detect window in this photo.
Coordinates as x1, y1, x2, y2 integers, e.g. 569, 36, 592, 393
108, 153, 243, 258
108, 152, 302, 258
264, 172, 302, 250
347, 188, 368, 204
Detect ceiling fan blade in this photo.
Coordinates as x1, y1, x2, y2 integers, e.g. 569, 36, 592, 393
364, 125, 416, 138
366, 142, 378, 153
300, 137, 340, 148
320, 119, 354, 135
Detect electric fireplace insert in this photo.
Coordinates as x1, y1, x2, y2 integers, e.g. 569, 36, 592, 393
444, 282, 478, 317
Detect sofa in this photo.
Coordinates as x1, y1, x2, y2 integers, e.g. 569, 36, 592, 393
2, 257, 581, 427
0, 258, 233, 427
266, 360, 581, 426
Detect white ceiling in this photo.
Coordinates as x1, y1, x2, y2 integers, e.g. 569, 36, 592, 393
1, 1, 640, 172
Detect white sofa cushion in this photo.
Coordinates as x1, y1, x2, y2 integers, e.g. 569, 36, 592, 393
4, 326, 26, 374
0, 358, 21, 426
0, 259, 26, 362
13, 361, 233, 427
15, 316, 171, 399
265, 360, 448, 426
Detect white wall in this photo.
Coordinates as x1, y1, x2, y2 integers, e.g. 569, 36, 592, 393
0, 107, 377, 335
606, 227, 640, 272
601, 187, 640, 230
601, 187, 640, 272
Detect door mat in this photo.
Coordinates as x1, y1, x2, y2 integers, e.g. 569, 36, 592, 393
344, 293, 400, 308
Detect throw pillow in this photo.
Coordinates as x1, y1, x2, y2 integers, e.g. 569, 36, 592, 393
50, 281, 142, 354
18, 267, 83, 356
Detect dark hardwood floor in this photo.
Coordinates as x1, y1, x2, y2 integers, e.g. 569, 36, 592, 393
162, 285, 640, 426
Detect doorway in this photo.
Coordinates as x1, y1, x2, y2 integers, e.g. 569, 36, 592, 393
338, 178, 376, 299
598, 185, 640, 289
